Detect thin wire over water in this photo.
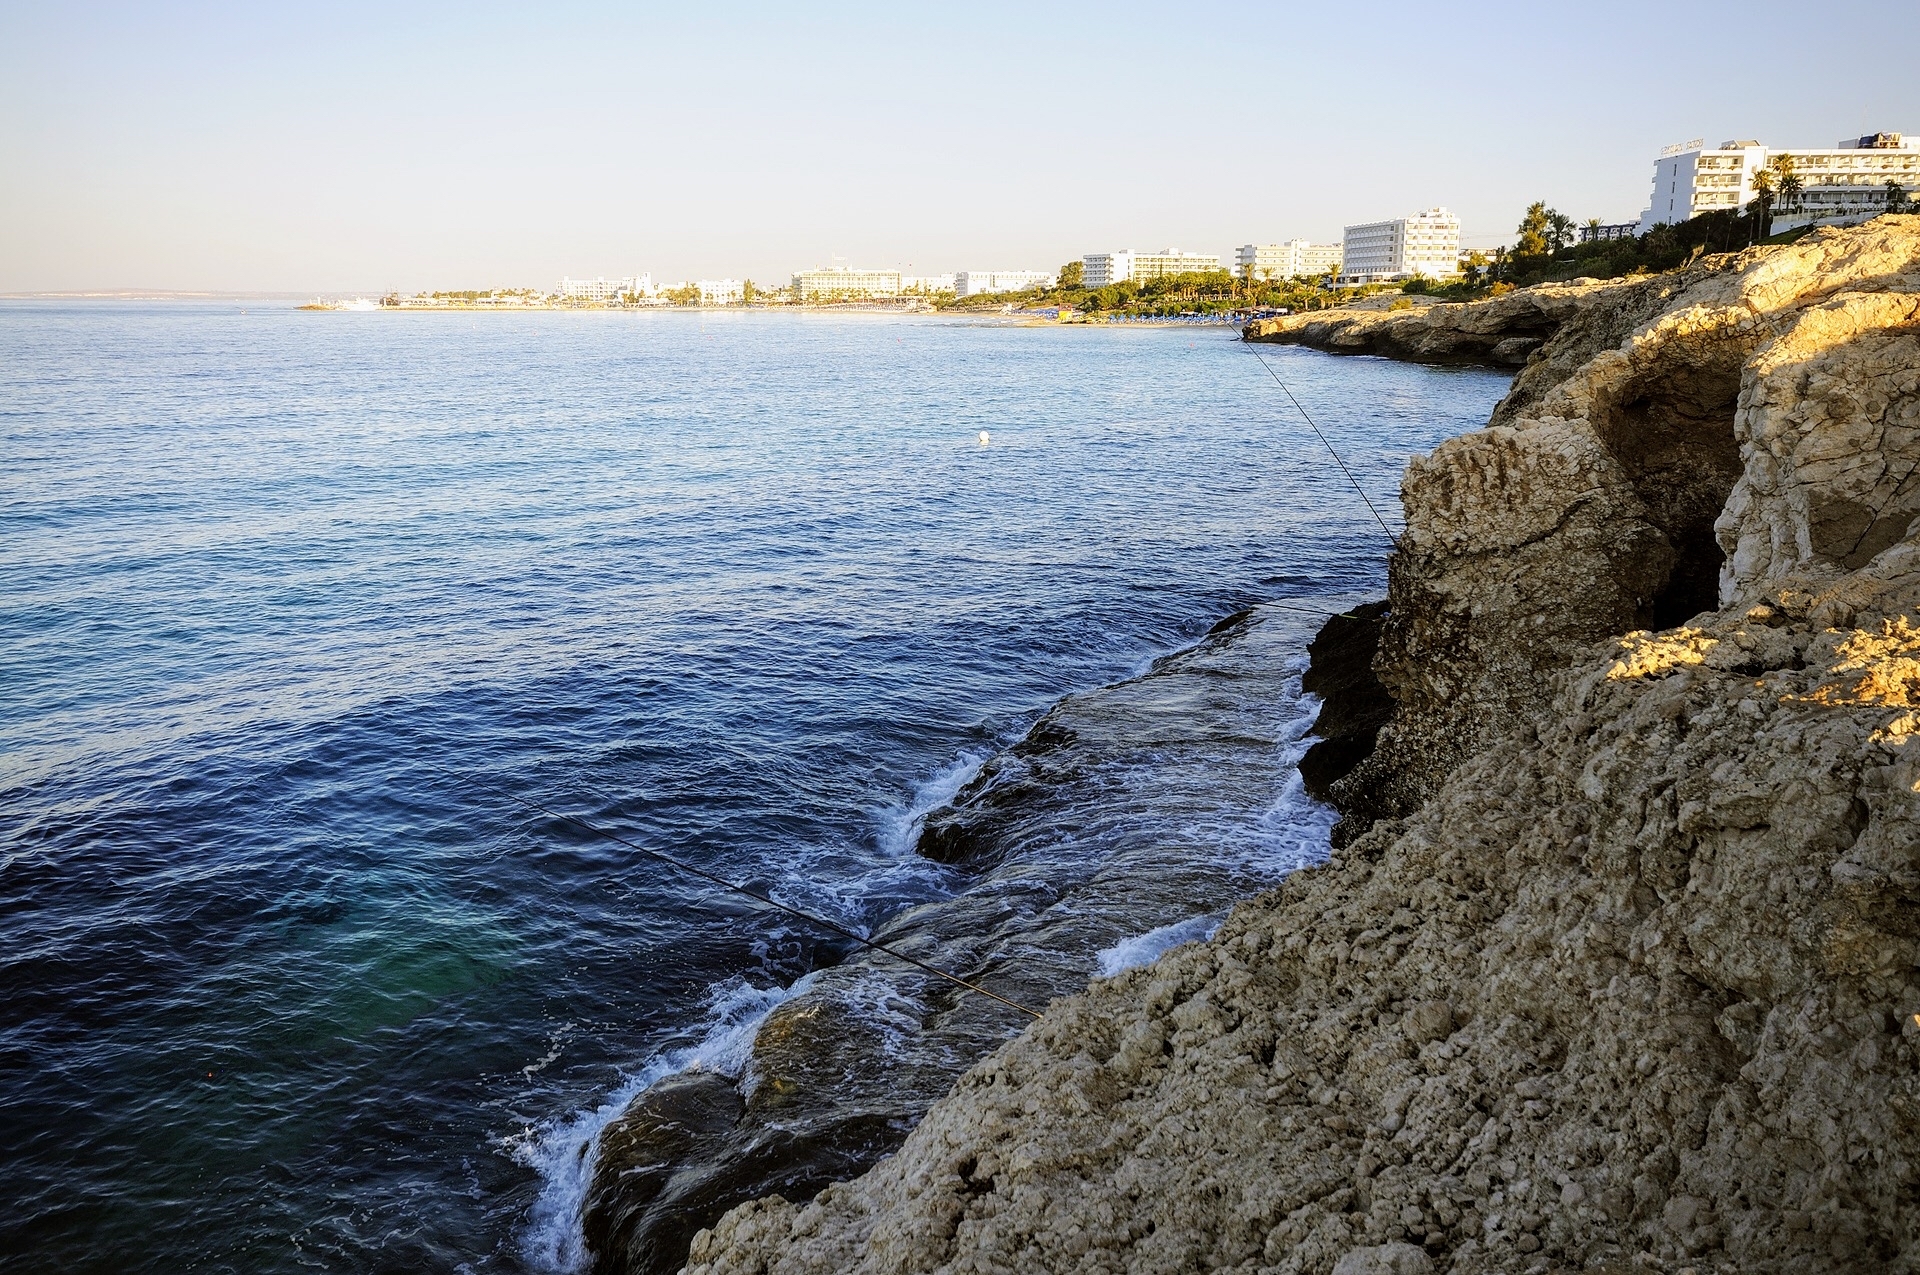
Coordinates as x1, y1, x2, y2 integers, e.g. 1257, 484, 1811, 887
1243, 339, 1403, 550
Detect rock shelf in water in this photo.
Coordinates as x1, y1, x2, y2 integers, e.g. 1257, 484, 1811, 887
582, 606, 1335, 1274
681, 217, 1920, 1274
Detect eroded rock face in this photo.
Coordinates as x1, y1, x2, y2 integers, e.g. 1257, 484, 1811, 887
681, 550, 1920, 1275
1718, 291, 1920, 597
1334, 217, 1920, 840
680, 217, 1920, 1275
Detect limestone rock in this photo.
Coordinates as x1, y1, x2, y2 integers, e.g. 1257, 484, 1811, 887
1243, 281, 1621, 367
1334, 215, 1920, 840
679, 217, 1920, 1275
1331, 1244, 1432, 1275
684, 545, 1920, 1275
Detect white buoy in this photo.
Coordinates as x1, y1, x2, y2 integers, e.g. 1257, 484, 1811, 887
978, 430, 991, 445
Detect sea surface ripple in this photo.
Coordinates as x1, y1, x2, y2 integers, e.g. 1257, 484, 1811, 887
0, 302, 1510, 1273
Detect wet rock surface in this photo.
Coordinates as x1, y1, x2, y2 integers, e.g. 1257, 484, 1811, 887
1297, 602, 1391, 828
681, 218, 1920, 1275
584, 604, 1338, 1274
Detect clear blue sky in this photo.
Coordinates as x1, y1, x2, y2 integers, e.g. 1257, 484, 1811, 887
2, 0, 1914, 292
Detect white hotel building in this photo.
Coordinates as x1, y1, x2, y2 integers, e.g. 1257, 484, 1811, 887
1081, 250, 1224, 288
790, 267, 902, 300
1339, 210, 1461, 284
559, 275, 650, 301
1234, 240, 1342, 281
697, 279, 744, 305
1638, 131, 1919, 233
954, 269, 1054, 298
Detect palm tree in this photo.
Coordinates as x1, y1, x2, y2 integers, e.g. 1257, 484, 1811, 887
1768, 155, 1802, 223
1748, 167, 1777, 241
1887, 180, 1913, 215
1546, 211, 1577, 254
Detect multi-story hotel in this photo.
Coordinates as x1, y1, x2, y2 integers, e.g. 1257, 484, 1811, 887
559, 275, 649, 301
902, 274, 957, 295
954, 269, 1053, 298
1081, 250, 1224, 288
1234, 240, 1343, 281
1638, 131, 1919, 232
1339, 210, 1461, 283
790, 267, 902, 300
697, 279, 743, 305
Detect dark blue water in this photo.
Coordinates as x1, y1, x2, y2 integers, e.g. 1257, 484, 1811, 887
0, 303, 1510, 1273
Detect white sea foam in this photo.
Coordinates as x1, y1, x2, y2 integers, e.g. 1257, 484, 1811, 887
874, 748, 993, 859
1097, 914, 1222, 977
512, 973, 816, 1273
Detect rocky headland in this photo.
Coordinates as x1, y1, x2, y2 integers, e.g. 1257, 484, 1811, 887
677, 216, 1920, 1274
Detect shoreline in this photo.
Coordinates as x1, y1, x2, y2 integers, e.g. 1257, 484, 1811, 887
298, 302, 1245, 327
678, 217, 1920, 1275
577, 597, 1360, 1275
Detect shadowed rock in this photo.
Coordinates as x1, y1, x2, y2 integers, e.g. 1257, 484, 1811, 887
1297, 601, 1392, 825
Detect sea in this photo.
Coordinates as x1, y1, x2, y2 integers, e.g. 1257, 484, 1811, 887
0, 302, 1511, 1274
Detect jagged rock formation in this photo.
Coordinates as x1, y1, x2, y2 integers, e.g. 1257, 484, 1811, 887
1243, 284, 1613, 368
679, 217, 1920, 1274
1334, 217, 1920, 842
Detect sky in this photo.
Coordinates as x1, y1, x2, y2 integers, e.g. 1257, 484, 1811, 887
2, 0, 1915, 293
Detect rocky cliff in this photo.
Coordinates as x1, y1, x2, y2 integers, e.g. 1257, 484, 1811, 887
1328, 219, 1920, 843
678, 217, 1920, 1275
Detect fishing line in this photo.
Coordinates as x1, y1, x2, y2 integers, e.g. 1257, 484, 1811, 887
1242, 338, 1403, 551
418, 760, 1044, 1020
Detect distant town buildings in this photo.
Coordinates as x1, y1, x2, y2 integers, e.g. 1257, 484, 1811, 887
697, 279, 744, 305
1082, 250, 1224, 287
1340, 209, 1461, 283
559, 275, 649, 301
791, 267, 902, 300
1234, 240, 1342, 281
954, 269, 1054, 298
1638, 131, 1919, 233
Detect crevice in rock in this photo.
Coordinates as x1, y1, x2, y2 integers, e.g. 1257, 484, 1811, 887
1587, 368, 1746, 626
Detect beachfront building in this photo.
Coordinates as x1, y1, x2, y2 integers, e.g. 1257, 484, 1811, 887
1234, 240, 1342, 281
954, 269, 1053, 298
559, 275, 650, 301
1580, 223, 1639, 243
1339, 209, 1461, 283
902, 274, 957, 295
698, 279, 744, 305
791, 267, 902, 300
1637, 131, 1920, 233
1081, 250, 1223, 288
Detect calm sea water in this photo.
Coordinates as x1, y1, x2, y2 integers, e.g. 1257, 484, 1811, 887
0, 303, 1510, 1273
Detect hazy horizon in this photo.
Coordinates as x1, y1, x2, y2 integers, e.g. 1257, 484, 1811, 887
3, 0, 1914, 293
